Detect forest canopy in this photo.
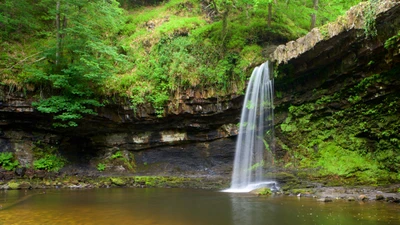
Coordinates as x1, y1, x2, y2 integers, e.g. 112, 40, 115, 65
0, 0, 363, 126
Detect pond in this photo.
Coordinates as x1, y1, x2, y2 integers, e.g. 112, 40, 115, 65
0, 188, 399, 225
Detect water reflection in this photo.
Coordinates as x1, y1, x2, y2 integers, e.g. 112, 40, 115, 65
230, 194, 275, 225
228, 193, 400, 225
0, 189, 399, 225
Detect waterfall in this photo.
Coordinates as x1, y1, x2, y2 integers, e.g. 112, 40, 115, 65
224, 62, 276, 192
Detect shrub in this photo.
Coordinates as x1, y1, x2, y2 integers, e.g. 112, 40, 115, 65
33, 155, 65, 172
0, 152, 19, 171
97, 163, 106, 171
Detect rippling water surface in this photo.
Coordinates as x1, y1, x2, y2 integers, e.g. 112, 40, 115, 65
1, 188, 399, 225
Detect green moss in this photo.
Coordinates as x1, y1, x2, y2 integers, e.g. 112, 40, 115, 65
109, 150, 136, 172
291, 189, 313, 195
110, 177, 127, 186
134, 176, 158, 187
275, 68, 400, 185
316, 143, 382, 182
131, 176, 210, 188
7, 181, 20, 190
0, 175, 228, 190
254, 187, 272, 196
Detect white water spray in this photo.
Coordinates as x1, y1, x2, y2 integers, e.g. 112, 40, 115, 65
224, 62, 276, 193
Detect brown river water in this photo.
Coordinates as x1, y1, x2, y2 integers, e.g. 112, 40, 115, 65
0, 188, 399, 225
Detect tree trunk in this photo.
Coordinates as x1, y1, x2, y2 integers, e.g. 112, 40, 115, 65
56, 0, 61, 68
221, 6, 230, 55
211, 0, 219, 14
310, 0, 319, 30
268, 3, 272, 27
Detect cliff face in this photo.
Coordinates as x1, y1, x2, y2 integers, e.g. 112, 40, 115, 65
0, 88, 242, 176
1, 1, 399, 181
271, 0, 400, 184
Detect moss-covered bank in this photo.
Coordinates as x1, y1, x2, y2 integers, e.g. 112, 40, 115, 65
271, 1, 400, 186
0, 175, 229, 190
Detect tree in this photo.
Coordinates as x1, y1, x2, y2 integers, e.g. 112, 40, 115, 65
210, 0, 234, 54
310, 0, 319, 30
55, 0, 61, 68
253, 0, 276, 27
0, 0, 39, 40
25, 0, 128, 127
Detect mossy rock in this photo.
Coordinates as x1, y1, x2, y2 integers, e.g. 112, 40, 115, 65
110, 177, 127, 186
7, 181, 20, 190
251, 187, 272, 196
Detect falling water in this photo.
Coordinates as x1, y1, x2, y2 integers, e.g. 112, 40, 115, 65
224, 62, 275, 192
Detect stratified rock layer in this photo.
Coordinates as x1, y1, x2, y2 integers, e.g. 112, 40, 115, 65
0, 88, 242, 175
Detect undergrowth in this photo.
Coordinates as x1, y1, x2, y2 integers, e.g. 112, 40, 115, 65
1, 0, 363, 122
32, 141, 66, 172
0, 152, 20, 171
277, 68, 400, 184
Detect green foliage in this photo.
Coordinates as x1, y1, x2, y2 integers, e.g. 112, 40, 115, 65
315, 95, 336, 105
364, 0, 378, 37
16, 0, 128, 127
280, 116, 298, 133
354, 74, 381, 92
97, 163, 106, 172
384, 31, 400, 50
288, 104, 315, 117
280, 123, 297, 133
32, 140, 66, 172
33, 154, 65, 172
111, 151, 123, 159
0, 0, 41, 40
0, 152, 20, 171
257, 187, 272, 195
277, 67, 400, 184
32, 96, 103, 127
348, 95, 362, 104
108, 0, 362, 114
111, 150, 136, 171
316, 143, 381, 181
2, 0, 364, 122
272, 0, 362, 32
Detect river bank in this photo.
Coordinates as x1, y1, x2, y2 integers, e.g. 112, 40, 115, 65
1, 171, 399, 204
